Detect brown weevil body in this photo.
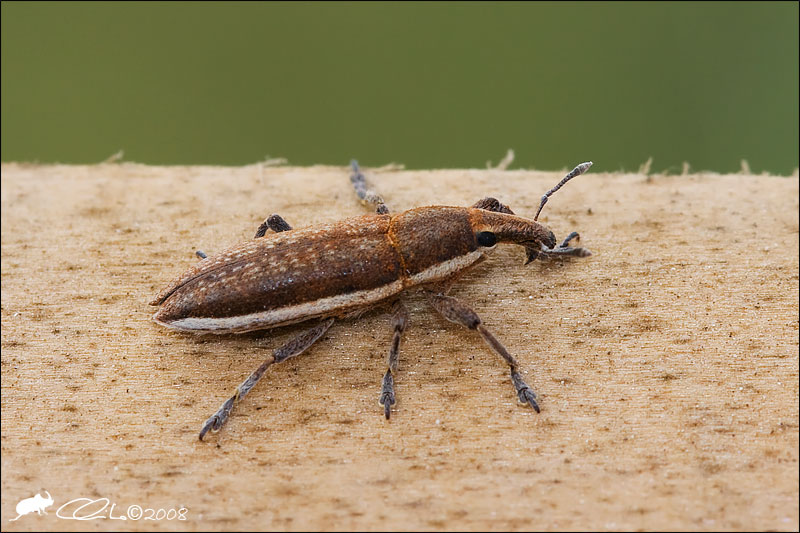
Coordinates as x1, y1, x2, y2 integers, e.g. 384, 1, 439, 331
150, 161, 593, 440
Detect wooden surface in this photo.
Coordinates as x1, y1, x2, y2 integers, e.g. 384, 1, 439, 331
1, 162, 798, 531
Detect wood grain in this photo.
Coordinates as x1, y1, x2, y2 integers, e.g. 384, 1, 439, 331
1, 162, 797, 531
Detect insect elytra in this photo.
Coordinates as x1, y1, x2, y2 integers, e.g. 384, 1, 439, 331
150, 160, 593, 439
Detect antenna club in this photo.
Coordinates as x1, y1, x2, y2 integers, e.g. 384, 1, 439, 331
533, 160, 594, 221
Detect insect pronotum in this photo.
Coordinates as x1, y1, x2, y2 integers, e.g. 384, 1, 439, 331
150, 161, 593, 440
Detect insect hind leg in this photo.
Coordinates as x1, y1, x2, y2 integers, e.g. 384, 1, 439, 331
198, 318, 334, 441
350, 160, 390, 214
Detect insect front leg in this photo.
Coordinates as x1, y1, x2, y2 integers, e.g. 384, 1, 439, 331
537, 231, 592, 259
379, 300, 409, 419
198, 318, 334, 441
425, 292, 540, 412
254, 214, 293, 238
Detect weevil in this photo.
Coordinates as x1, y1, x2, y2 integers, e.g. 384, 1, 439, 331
150, 161, 593, 440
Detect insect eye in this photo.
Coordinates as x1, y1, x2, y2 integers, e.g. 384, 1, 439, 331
476, 231, 497, 247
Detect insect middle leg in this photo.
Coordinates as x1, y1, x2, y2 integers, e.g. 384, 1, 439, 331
198, 317, 334, 440
379, 300, 409, 419
425, 292, 540, 412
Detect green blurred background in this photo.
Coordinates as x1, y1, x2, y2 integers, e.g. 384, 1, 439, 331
2, 1, 798, 174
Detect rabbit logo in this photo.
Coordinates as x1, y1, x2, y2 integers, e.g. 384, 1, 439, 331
9, 491, 53, 521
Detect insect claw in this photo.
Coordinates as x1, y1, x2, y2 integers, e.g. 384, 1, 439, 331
379, 391, 395, 419
198, 395, 237, 441
563, 247, 592, 258
519, 389, 540, 413
511, 370, 540, 412
198, 416, 218, 441
575, 248, 592, 257
559, 231, 581, 249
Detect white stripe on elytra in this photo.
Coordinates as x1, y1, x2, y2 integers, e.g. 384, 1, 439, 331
155, 280, 405, 333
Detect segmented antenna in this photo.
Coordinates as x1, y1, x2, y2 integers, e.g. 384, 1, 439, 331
533, 161, 593, 221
